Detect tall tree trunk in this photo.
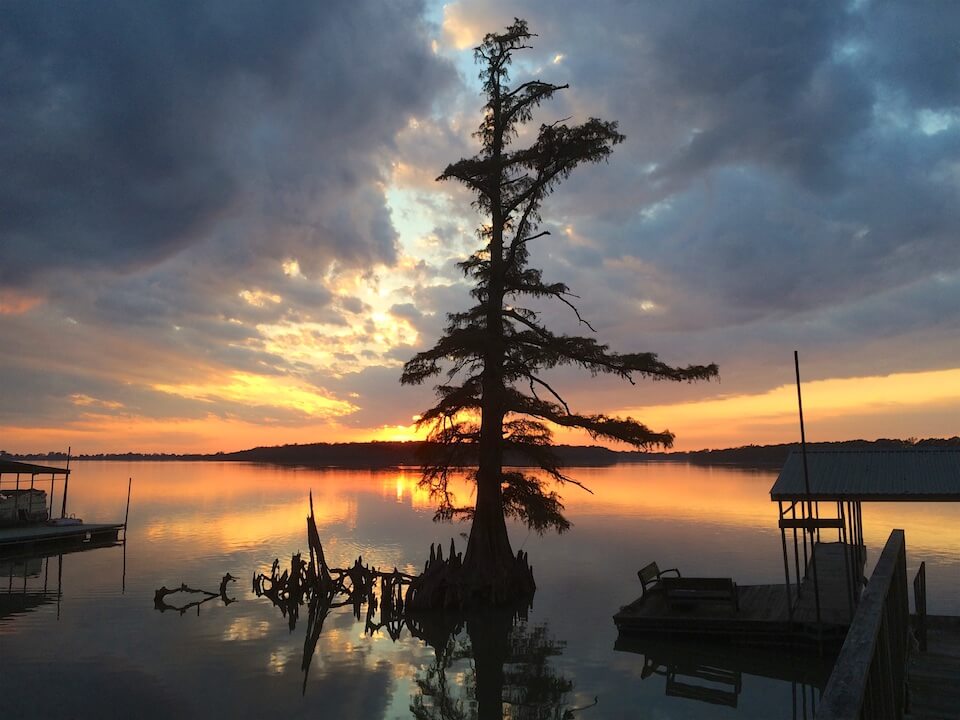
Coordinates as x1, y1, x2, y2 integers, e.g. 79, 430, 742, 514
464, 403, 514, 584
463, 75, 516, 595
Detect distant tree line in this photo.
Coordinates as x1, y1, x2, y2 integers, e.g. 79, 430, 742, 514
6, 436, 959, 469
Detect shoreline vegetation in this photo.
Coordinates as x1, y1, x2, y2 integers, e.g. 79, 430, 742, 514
5, 437, 959, 469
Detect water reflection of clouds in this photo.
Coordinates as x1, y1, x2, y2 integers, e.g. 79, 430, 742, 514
141, 497, 354, 548
8, 460, 960, 718
222, 616, 272, 642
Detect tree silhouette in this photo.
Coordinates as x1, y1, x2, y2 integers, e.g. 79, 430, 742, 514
402, 19, 718, 605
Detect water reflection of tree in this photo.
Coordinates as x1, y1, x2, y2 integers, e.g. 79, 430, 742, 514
258, 565, 586, 717
254, 501, 591, 716
409, 610, 583, 720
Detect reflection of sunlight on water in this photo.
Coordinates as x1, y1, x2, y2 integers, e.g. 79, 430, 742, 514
562, 464, 779, 532
141, 496, 354, 551
222, 617, 272, 642
380, 469, 459, 509
9, 459, 960, 718
268, 646, 296, 674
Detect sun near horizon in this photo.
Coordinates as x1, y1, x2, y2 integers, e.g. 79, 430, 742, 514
4, 364, 959, 456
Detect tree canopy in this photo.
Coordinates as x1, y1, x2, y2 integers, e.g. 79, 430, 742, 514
401, 20, 717, 593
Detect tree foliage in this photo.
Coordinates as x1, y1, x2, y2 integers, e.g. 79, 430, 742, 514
402, 19, 718, 540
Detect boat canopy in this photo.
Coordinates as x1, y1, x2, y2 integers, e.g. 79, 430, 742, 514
0, 460, 71, 476
770, 449, 960, 502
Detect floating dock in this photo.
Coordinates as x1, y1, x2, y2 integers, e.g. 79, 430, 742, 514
614, 541, 864, 649
0, 523, 125, 556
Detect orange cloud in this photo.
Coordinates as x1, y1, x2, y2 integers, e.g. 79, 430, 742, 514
5, 364, 960, 456
153, 372, 356, 419
0, 289, 42, 315
613, 367, 960, 450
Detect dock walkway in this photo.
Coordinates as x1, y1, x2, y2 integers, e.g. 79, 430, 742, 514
793, 541, 862, 626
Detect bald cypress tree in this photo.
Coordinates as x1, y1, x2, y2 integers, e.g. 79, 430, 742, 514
402, 19, 717, 605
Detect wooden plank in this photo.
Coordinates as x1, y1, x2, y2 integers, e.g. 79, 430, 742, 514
793, 542, 864, 626
662, 577, 738, 610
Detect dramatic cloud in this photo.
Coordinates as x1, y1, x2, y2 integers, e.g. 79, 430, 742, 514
1, 1, 452, 283
3, 0, 959, 451
429, 1, 960, 366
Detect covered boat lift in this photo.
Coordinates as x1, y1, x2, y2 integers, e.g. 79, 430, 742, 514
0, 458, 126, 554
770, 448, 960, 630
0, 459, 73, 525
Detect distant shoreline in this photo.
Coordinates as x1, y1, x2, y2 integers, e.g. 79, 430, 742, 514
6, 437, 958, 470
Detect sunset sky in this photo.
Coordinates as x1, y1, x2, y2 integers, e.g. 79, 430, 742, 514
2, 1, 958, 454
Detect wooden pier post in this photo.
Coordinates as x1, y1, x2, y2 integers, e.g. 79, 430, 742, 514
124, 477, 132, 530
59, 447, 71, 519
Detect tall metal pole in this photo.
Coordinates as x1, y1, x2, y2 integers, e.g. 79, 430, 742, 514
795, 351, 822, 629
795, 352, 813, 499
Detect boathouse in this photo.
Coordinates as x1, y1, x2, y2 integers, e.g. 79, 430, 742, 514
0, 459, 72, 525
615, 448, 960, 637
615, 447, 960, 717
0, 459, 125, 555
771, 448, 960, 626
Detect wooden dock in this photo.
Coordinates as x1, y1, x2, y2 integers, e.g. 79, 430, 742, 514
0, 523, 124, 556
614, 541, 864, 648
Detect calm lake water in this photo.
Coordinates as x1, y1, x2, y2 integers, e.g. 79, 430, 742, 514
3, 461, 959, 719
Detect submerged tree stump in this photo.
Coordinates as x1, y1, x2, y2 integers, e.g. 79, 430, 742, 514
405, 540, 535, 611
253, 492, 535, 627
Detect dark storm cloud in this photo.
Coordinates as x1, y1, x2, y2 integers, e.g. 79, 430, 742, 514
858, 1, 960, 109
0, 0, 452, 287
378, 0, 955, 429
520, 0, 956, 348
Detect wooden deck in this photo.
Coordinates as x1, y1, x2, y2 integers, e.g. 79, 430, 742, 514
0, 523, 124, 555
906, 615, 960, 719
614, 541, 864, 648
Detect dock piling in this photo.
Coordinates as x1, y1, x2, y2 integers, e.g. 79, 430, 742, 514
124, 477, 132, 531
59, 447, 71, 519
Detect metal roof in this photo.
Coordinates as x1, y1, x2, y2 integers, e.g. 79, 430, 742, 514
770, 449, 960, 502
0, 459, 71, 475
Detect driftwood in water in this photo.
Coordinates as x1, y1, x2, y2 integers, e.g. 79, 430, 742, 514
254, 491, 535, 617
253, 491, 418, 639
154, 573, 237, 614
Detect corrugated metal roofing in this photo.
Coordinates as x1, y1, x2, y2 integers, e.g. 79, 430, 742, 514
770, 449, 960, 501
0, 459, 70, 475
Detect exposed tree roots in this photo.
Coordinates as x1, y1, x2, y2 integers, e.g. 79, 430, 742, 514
252, 492, 535, 631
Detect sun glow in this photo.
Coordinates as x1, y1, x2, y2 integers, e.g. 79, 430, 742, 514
617, 367, 960, 450
441, 4, 482, 49
153, 372, 356, 418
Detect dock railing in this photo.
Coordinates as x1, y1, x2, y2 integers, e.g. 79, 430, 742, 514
817, 529, 909, 720
913, 561, 926, 652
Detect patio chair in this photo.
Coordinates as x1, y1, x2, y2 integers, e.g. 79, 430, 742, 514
638, 561, 681, 598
